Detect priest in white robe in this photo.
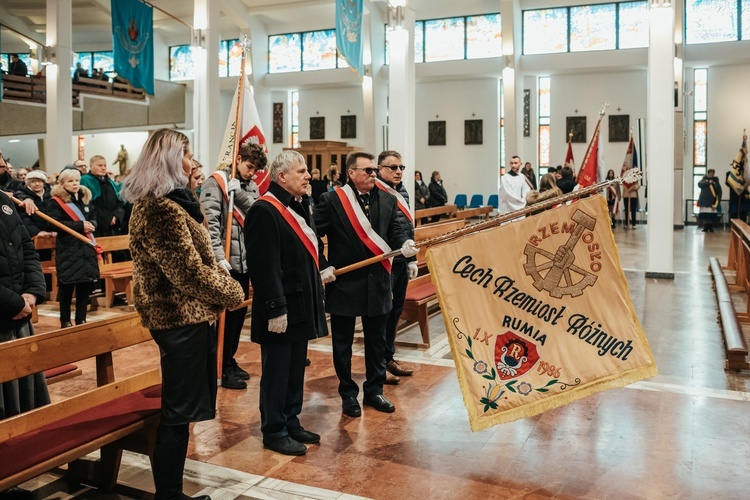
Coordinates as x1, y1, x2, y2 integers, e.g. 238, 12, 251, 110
498, 156, 532, 215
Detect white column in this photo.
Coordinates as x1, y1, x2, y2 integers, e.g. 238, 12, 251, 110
646, 1, 675, 278
500, 0, 521, 169
387, 2, 416, 207
46, 0, 74, 169
193, 0, 220, 169
248, 16, 271, 155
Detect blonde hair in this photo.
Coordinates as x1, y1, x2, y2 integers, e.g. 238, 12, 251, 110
57, 167, 81, 185
120, 129, 190, 202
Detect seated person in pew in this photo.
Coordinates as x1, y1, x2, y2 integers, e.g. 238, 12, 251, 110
122, 129, 245, 500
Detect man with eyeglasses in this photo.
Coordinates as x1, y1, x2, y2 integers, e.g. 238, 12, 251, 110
313, 152, 419, 417
375, 150, 416, 384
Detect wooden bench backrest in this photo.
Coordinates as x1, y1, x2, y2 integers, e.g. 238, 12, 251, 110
415, 204, 458, 221
456, 206, 493, 220
0, 312, 150, 384
414, 219, 466, 241
407, 273, 433, 290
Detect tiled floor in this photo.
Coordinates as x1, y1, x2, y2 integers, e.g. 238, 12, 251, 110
20, 223, 750, 499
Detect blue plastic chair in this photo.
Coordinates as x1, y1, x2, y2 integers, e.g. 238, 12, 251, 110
454, 194, 468, 209
487, 194, 498, 209
469, 194, 484, 208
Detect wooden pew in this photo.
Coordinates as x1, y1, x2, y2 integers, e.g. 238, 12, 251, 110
97, 235, 133, 307
0, 313, 161, 492
456, 206, 493, 221
33, 235, 58, 301
708, 257, 750, 370
399, 274, 437, 348
414, 204, 458, 226
414, 219, 466, 270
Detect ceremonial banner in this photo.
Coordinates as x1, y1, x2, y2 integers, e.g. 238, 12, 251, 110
217, 74, 270, 194
727, 132, 748, 195
111, 0, 154, 95
427, 195, 656, 431
336, 0, 364, 80
620, 134, 639, 191
577, 116, 604, 188
564, 138, 574, 168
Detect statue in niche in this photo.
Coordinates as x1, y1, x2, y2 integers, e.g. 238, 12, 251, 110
113, 145, 128, 176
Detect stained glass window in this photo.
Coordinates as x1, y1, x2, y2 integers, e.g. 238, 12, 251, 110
466, 14, 502, 59
539, 77, 551, 167
539, 125, 551, 168
570, 4, 616, 52
693, 121, 707, 165
523, 8, 568, 55
0, 55, 7, 73
539, 76, 551, 118
226, 40, 243, 77
302, 30, 337, 71
73, 52, 93, 76
618, 1, 649, 49
291, 90, 300, 148
742, 0, 750, 40
169, 45, 194, 81
694, 68, 707, 112
93, 52, 114, 74
685, 0, 738, 44
424, 17, 465, 62
269, 34, 302, 73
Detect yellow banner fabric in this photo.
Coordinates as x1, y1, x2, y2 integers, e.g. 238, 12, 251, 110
426, 195, 657, 431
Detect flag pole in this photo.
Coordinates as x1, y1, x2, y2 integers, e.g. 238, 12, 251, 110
217, 35, 249, 381
9, 195, 97, 247
741, 128, 748, 220
576, 103, 608, 182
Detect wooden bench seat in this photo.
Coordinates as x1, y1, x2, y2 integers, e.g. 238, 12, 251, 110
398, 274, 438, 348
0, 313, 161, 492
708, 257, 750, 371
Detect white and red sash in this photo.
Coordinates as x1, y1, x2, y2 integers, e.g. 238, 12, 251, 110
375, 178, 414, 225
259, 192, 319, 269
210, 170, 246, 228
336, 184, 392, 273
52, 195, 103, 260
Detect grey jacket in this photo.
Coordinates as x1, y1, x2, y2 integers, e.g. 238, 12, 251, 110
200, 169, 259, 273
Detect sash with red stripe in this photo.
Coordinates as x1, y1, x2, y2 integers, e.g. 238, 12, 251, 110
375, 178, 414, 225
210, 171, 246, 228
52, 195, 103, 260
335, 185, 392, 273
258, 192, 319, 270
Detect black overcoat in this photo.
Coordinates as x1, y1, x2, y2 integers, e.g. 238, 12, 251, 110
245, 182, 328, 344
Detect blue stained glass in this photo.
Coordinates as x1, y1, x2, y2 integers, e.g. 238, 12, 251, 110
269, 34, 302, 73
742, 0, 750, 40
523, 9, 568, 55
93, 52, 115, 75
0, 55, 7, 73
302, 30, 337, 71
466, 14, 502, 59
415, 21, 424, 62
226, 40, 243, 77
685, 0, 738, 44
618, 1, 648, 49
169, 45, 194, 81
424, 17, 465, 62
570, 4, 616, 52
73, 53, 93, 77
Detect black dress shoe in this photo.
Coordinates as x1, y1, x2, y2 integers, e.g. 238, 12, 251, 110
305, 358, 311, 366
289, 426, 320, 444
363, 394, 395, 413
221, 373, 247, 390
0, 486, 34, 499
230, 364, 250, 380
178, 495, 211, 500
263, 435, 307, 456
342, 397, 361, 417
60, 321, 72, 328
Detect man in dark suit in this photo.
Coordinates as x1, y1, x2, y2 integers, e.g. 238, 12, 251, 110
245, 150, 328, 456
313, 152, 418, 418
8, 54, 28, 76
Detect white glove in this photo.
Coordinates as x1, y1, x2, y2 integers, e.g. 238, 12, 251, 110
219, 259, 232, 272
268, 314, 288, 334
408, 261, 419, 280
227, 178, 241, 194
320, 266, 337, 284
400, 239, 419, 258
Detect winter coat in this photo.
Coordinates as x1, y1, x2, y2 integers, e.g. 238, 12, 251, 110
14, 184, 52, 237
428, 179, 448, 207
526, 187, 563, 215
414, 180, 430, 210
47, 185, 100, 286
698, 175, 722, 208
376, 177, 415, 264
0, 191, 46, 329
200, 170, 259, 273
245, 182, 328, 344
79, 173, 126, 236
0, 171, 22, 192
128, 195, 245, 331
556, 177, 577, 194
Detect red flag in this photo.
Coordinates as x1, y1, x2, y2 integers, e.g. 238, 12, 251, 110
577, 119, 603, 188
620, 135, 637, 190
565, 139, 574, 168
217, 74, 270, 194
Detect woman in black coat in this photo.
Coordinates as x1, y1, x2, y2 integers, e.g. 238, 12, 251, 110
0, 190, 50, 420
428, 171, 448, 222
414, 170, 430, 210
47, 168, 99, 327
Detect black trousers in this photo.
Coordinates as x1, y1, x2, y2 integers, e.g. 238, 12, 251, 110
385, 259, 408, 362
330, 313, 388, 400
623, 198, 638, 226
223, 270, 249, 372
57, 281, 95, 325
259, 340, 308, 440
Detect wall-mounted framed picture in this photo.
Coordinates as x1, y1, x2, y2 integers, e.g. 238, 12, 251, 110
428, 120, 446, 146
566, 116, 587, 143
310, 116, 325, 140
341, 115, 356, 139
523, 89, 531, 137
272, 102, 283, 144
608, 114, 630, 142
464, 119, 483, 145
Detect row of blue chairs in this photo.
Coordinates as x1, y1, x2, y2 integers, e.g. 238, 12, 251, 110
454, 194, 498, 209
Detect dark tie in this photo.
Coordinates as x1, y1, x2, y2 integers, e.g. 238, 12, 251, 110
359, 193, 370, 215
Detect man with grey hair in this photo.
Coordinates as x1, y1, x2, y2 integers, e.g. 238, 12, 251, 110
245, 150, 328, 456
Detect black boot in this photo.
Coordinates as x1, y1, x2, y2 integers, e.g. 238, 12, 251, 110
61, 321, 72, 328
153, 423, 190, 500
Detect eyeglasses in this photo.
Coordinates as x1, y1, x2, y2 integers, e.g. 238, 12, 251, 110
380, 165, 406, 171
352, 167, 377, 175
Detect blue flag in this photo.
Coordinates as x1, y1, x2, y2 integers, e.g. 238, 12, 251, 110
336, 0, 364, 80
111, 0, 154, 95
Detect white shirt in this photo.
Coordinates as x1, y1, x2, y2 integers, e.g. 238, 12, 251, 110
498, 172, 532, 215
